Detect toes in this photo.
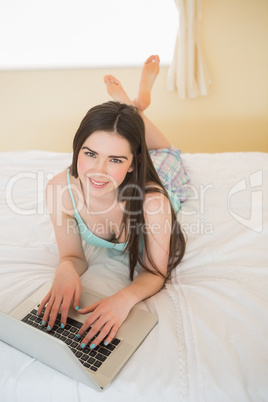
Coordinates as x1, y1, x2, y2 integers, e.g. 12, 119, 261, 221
145, 55, 153, 64
104, 74, 120, 85
154, 55, 160, 64
145, 55, 160, 65
103, 74, 109, 84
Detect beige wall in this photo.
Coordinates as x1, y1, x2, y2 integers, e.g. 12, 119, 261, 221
1, 0, 268, 153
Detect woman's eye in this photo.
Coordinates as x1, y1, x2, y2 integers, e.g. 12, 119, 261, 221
86, 152, 95, 158
111, 159, 122, 164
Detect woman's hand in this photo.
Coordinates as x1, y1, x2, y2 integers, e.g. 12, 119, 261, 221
77, 291, 133, 349
38, 261, 82, 330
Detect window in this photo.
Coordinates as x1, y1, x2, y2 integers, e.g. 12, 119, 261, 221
0, 0, 178, 70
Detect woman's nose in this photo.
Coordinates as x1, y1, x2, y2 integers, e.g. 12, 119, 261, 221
92, 158, 107, 174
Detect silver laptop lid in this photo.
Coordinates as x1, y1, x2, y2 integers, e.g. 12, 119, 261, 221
1, 283, 158, 389
0, 311, 101, 390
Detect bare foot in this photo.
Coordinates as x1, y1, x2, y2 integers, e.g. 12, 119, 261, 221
133, 55, 160, 111
104, 75, 132, 105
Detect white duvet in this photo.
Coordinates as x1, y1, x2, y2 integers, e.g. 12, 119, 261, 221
0, 151, 267, 402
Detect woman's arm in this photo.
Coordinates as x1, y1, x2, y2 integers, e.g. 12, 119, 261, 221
38, 172, 88, 329
118, 191, 171, 302
77, 192, 171, 348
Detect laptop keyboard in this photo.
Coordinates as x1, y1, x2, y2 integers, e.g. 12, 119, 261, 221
21, 308, 121, 372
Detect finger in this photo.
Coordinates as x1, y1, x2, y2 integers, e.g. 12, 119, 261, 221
103, 323, 120, 346
78, 300, 101, 315
41, 295, 56, 326
80, 319, 111, 349
77, 308, 102, 338
60, 295, 73, 328
37, 291, 51, 316
73, 281, 82, 311
88, 321, 117, 349
46, 297, 63, 331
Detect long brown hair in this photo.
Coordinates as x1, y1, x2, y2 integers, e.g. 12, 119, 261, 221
70, 101, 186, 281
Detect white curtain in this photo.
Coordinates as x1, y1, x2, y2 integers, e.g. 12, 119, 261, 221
167, 0, 211, 99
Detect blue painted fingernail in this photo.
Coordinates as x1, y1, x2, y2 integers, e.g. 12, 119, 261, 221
81, 343, 85, 349
36, 311, 39, 316
60, 323, 64, 329
104, 341, 109, 346
77, 334, 81, 339
90, 344, 95, 349
42, 320, 45, 326
75, 306, 80, 311
46, 325, 50, 331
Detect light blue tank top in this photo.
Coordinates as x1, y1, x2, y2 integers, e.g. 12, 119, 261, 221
67, 169, 127, 251
66, 169, 180, 250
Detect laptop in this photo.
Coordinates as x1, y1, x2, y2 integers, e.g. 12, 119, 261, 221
0, 280, 158, 391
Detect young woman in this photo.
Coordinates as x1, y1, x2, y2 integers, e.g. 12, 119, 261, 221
38, 55, 189, 350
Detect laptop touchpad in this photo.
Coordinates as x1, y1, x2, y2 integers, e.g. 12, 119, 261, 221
79, 292, 101, 309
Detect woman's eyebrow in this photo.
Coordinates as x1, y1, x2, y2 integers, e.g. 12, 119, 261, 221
82, 146, 96, 153
82, 146, 128, 160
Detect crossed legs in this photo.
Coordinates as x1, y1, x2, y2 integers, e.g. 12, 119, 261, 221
104, 55, 171, 151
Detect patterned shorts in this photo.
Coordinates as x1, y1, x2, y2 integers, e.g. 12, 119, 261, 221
149, 147, 190, 208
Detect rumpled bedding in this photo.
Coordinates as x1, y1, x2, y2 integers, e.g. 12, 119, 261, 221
0, 151, 267, 402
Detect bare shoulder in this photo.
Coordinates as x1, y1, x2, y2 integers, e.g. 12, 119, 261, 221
143, 185, 172, 265
47, 169, 68, 187
143, 184, 171, 220
46, 169, 76, 217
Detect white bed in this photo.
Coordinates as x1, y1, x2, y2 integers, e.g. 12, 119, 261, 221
0, 150, 267, 402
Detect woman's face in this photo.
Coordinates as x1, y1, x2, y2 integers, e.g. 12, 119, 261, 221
77, 130, 134, 198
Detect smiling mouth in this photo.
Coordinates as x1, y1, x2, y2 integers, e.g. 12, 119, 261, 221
89, 177, 109, 188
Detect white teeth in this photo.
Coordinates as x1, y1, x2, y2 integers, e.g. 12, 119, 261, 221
90, 178, 107, 186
